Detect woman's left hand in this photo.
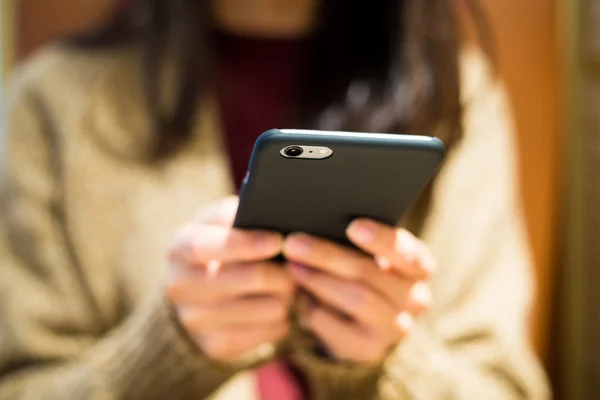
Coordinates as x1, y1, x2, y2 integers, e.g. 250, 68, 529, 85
282, 219, 436, 364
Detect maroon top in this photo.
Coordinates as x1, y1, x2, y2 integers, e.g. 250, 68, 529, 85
215, 31, 309, 190
215, 32, 309, 400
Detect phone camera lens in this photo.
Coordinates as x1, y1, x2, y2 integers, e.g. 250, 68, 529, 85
284, 146, 303, 157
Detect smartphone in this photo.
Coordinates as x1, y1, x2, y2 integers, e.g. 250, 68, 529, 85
234, 129, 445, 246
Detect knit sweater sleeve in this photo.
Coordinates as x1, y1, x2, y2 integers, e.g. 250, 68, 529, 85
0, 67, 246, 400
286, 52, 550, 400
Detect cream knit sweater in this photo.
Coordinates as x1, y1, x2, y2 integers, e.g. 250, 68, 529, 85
0, 44, 549, 399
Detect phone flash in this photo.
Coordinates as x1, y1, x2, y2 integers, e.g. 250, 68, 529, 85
280, 145, 332, 159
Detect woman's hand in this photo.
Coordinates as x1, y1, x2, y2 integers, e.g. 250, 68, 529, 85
166, 197, 293, 362
283, 219, 435, 364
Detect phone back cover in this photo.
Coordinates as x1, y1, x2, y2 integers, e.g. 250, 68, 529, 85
234, 129, 444, 246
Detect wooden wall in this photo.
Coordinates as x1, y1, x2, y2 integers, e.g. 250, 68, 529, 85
1, 1, 16, 82
481, 0, 561, 359
16, 0, 110, 60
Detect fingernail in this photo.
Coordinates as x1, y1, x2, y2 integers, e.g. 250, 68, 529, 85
412, 283, 432, 306
289, 263, 311, 280
347, 220, 376, 244
394, 230, 418, 264
419, 248, 437, 275
286, 235, 312, 256
395, 312, 414, 332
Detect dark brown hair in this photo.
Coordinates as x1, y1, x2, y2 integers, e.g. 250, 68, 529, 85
71, 0, 492, 163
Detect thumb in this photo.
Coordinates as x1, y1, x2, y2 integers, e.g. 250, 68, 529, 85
195, 196, 239, 226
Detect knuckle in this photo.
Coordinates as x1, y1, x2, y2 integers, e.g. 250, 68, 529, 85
348, 285, 370, 314
165, 281, 184, 303
193, 308, 211, 326
278, 321, 291, 334
177, 308, 196, 331
197, 335, 214, 357
363, 337, 386, 362
264, 322, 289, 342
347, 260, 368, 281
274, 270, 294, 295
166, 265, 204, 298
364, 337, 380, 355
183, 308, 211, 332
260, 298, 285, 321
168, 225, 193, 261
167, 260, 191, 280
202, 334, 231, 359
177, 234, 200, 262
167, 273, 200, 298
215, 334, 235, 358
270, 300, 288, 321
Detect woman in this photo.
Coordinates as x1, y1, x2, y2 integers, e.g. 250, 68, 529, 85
0, 0, 548, 399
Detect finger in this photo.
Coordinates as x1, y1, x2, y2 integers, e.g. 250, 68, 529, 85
195, 196, 240, 226
346, 219, 436, 279
405, 281, 433, 315
290, 264, 397, 337
167, 262, 293, 305
169, 224, 283, 265
178, 296, 290, 333
290, 265, 430, 316
283, 233, 374, 280
299, 304, 388, 364
199, 323, 288, 361
283, 234, 418, 308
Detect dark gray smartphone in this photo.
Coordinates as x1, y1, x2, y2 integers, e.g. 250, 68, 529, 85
233, 129, 445, 246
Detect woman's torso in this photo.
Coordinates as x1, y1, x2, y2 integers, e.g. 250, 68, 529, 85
2, 42, 539, 399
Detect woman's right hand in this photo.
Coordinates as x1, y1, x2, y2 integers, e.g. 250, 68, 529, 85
166, 197, 292, 362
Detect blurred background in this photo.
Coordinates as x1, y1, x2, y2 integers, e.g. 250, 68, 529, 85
0, 1, 592, 398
